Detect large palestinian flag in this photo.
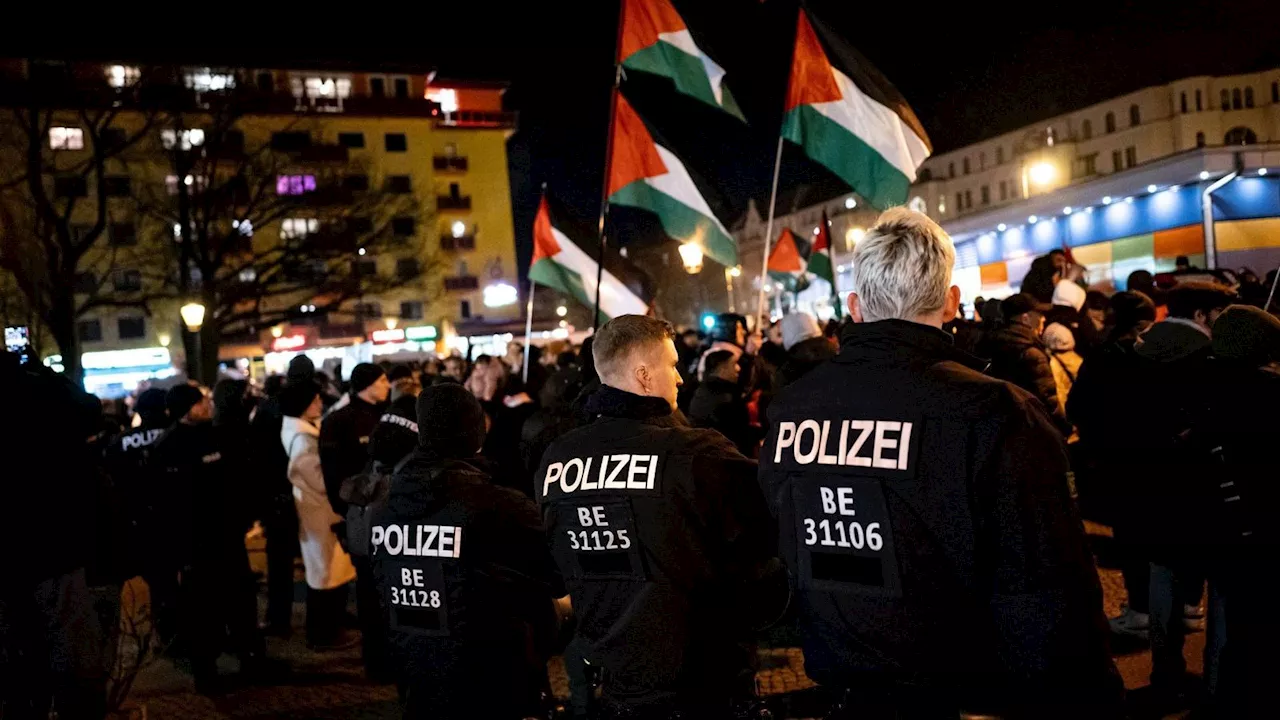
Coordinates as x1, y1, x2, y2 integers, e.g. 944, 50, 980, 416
607, 93, 738, 267
530, 194, 649, 321
781, 9, 932, 211
618, 0, 745, 121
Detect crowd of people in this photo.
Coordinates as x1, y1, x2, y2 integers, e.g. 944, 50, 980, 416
4, 208, 1280, 719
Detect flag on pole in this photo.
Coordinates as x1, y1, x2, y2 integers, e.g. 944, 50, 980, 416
767, 227, 807, 291
619, 0, 745, 121
531, 194, 649, 321
781, 9, 932, 211
807, 211, 842, 317
607, 93, 738, 267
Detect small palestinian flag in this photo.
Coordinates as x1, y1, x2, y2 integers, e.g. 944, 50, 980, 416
619, 0, 745, 121
607, 93, 737, 267
767, 227, 807, 292
781, 9, 932, 210
807, 211, 842, 317
531, 194, 649, 321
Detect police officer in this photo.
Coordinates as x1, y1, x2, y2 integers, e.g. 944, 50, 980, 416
320, 362, 392, 679
152, 384, 265, 693
370, 384, 565, 718
759, 208, 1122, 719
536, 315, 785, 719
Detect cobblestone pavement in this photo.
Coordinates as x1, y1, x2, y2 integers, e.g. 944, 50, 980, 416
116, 524, 1201, 718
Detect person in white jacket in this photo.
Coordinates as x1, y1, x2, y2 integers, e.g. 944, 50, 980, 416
280, 381, 356, 650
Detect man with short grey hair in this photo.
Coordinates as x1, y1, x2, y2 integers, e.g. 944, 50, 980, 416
535, 314, 786, 719
760, 208, 1123, 717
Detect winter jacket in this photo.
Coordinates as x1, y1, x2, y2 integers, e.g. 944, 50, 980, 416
760, 320, 1122, 716
149, 421, 243, 569
370, 452, 564, 718
774, 336, 837, 390
282, 415, 356, 590
688, 377, 756, 457
248, 395, 291, 518
319, 397, 384, 516
535, 385, 786, 712
978, 323, 1064, 429
1066, 338, 1147, 523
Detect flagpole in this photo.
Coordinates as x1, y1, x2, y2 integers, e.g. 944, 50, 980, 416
523, 279, 535, 383
756, 136, 785, 326
593, 2, 627, 332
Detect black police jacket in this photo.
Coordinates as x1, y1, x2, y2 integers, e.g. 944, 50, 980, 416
760, 320, 1122, 714
150, 422, 243, 568
319, 397, 384, 516
535, 385, 784, 709
369, 451, 564, 718
101, 420, 169, 578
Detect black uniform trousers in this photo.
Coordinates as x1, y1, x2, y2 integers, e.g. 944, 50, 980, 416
263, 496, 300, 631
183, 541, 263, 677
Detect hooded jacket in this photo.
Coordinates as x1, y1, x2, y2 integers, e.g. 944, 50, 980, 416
977, 322, 1063, 428
760, 320, 1122, 715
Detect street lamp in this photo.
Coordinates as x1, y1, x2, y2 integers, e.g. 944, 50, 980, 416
1028, 162, 1056, 186
180, 301, 206, 383
678, 242, 704, 274
555, 305, 568, 317
845, 227, 866, 251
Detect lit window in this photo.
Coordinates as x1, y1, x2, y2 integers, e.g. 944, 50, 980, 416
105, 65, 139, 88
238, 268, 257, 283
161, 128, 205, 150
184, 69, 236, 93
165, 174, 205, 195
276, 174, 317, 196
281, 218, 319, 240
49, 126, 83, 150
427, 87, 459, 113
300, 76, 351, 100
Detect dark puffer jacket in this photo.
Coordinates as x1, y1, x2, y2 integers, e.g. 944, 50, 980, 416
775, 336, 837, 390
978, 323, 1061, 426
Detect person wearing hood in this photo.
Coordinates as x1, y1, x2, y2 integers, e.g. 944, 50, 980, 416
281, 381, 357, 650
1125, 281, 1234, 700
977, 293, 1069, 433
689, 349, 755, 456
370, 384, 565, 718
1042, 322, 1083, 423
1191, 305, 1280, 714
774, 311, 837, 390
151, 384, 266, 692
250, 355, 314, 636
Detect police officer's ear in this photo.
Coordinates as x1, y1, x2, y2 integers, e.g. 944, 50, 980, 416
944, 285, 962, 322
847, 292, 865, 323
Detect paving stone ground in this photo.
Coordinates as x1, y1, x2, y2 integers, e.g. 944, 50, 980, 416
112, 525, 1204, 719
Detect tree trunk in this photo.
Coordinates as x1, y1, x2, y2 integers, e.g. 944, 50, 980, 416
46, 296, 83, 385
198, 319, 219, 387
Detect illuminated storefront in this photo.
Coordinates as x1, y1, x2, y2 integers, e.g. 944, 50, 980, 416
81, 347, 178, 399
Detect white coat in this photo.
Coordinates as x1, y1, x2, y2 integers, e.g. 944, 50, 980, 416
282, 415, 356, 590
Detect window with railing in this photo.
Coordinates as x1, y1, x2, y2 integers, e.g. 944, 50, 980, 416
112, 269, 142, 292
49, 126, 83, 150
105, 65, 140, 88
433, 156, 469, 171
281, 218, 319, 240
77, 319, 102, 343
396, 258, 421, 280
441, 235, 476, 251
444, 275, 479, 291
387, 175, 412, 194
276, 174, 317, 196
338, 132, 365, 149
161, 128, 205, 150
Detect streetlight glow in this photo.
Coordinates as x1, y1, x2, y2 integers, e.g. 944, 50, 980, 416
678, 242, 704, 274
1102, 196, 1113, 205
997, 223, 1007, 232
556, 305, 567, 317
180, 302, 206, 332
1028, 162, 1056, 186
844, 197, 856, 210
1147, 184, 1158, 193
1199, 171, 1211, 180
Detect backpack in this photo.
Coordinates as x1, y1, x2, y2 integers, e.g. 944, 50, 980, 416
340, 453, 412, 558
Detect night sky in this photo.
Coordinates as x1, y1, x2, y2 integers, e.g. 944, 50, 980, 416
32, 0, 1280, 278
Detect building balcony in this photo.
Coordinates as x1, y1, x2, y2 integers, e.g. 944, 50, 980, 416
443, 275, 479, 291
440, 234, 476, 251
432, 109, 517, 130
433, 156, 469, 172
437, 195, 472, 210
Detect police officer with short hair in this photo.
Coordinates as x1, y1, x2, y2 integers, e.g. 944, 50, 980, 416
536, 315, 785, 719
370, 384, 564, 718
759, 208, 1122, 719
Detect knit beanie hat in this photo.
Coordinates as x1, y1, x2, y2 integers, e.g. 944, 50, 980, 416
416, 383, 487, 458
780, 312, 822, 351
286, 354, 316, 384
165, 384, 205, 422
349, 362, 385, 394
280, 380, 321, 418
1042, 322, 1077, 352
1212, 304, 1280, 365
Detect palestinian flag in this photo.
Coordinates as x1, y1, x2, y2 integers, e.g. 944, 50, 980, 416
767, 228, 807, 292
607, 93, 737, 267
807, 211, 842, 317
619, 0, 745, 121
530, 194, 649, 321
781, 9, 932, 211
